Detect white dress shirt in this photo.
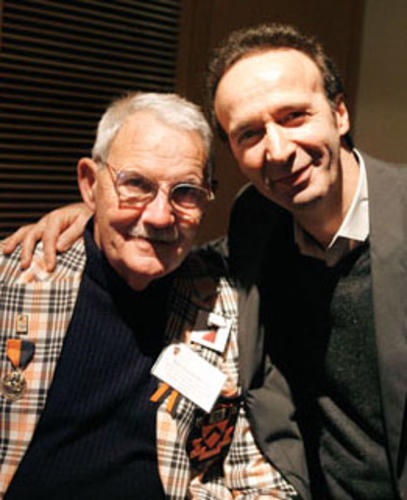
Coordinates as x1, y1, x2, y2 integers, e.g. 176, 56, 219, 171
294, 149, 369, 266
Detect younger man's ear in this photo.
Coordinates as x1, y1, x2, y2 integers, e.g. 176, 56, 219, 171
334, 94, 350, 136
77, 158, 98, 211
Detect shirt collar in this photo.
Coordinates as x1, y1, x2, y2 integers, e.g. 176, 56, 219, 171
294, 149, 369, 266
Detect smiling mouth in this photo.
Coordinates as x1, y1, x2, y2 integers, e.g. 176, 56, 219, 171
273, 165, 312, 187
150, 238, 179, 245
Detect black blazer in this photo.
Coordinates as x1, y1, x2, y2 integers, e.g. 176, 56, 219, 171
221, 152, 407, 499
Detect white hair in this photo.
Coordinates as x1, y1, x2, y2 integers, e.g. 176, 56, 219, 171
92, 92, 213, 181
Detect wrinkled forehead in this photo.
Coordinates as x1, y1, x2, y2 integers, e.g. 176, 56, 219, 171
107, 111, 207, 179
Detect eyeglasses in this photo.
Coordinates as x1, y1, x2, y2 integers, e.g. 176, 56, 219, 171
104, 162, 215, 221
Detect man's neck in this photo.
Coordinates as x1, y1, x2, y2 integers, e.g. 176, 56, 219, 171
293, 148, 360, 248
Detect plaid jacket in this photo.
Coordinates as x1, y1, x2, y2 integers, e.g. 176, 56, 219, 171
0, 240, 298, 499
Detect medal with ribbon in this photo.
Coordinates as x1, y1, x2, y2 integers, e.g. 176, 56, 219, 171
2, 339, 35, 401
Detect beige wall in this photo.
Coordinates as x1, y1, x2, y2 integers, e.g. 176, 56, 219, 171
353, 0, 407, 163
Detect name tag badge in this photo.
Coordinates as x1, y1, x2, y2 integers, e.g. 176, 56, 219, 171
151, 343, 226, 413
190, 311, 232, 353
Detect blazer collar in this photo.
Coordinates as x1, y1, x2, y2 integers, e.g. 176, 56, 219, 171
365, 152, 407, 487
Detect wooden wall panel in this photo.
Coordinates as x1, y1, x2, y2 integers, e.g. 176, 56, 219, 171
0, 0, 181, 238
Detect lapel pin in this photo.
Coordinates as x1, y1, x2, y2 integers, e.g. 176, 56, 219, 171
16, 314, 29, 335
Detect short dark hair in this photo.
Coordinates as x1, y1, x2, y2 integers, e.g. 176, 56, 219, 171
206, 23, 349, 143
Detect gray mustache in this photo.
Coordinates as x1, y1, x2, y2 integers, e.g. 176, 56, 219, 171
127, 225, 179, 243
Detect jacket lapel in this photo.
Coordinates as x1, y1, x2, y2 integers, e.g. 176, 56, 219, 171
227, 186, 273, 391
0, 243, 85, 496
155, 252, 239, 500
366, 153, 407, 488
228, 185, 291, 392
227, 186, 311, 499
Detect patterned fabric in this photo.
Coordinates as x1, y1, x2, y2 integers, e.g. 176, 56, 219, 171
0, 241, 298, 499
155, 251, 298, 499
0, 240, 85, 498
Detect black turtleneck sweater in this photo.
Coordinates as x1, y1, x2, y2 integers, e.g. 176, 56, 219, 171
6, 223, 170, 500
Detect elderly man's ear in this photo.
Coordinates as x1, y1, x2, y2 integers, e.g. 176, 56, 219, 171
77, 158, 98, 211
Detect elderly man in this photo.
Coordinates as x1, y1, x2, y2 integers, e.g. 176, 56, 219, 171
7, 23, 406, 500
0, 92, 301, 499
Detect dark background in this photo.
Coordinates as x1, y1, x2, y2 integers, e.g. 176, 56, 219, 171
1, 0, 404, 243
